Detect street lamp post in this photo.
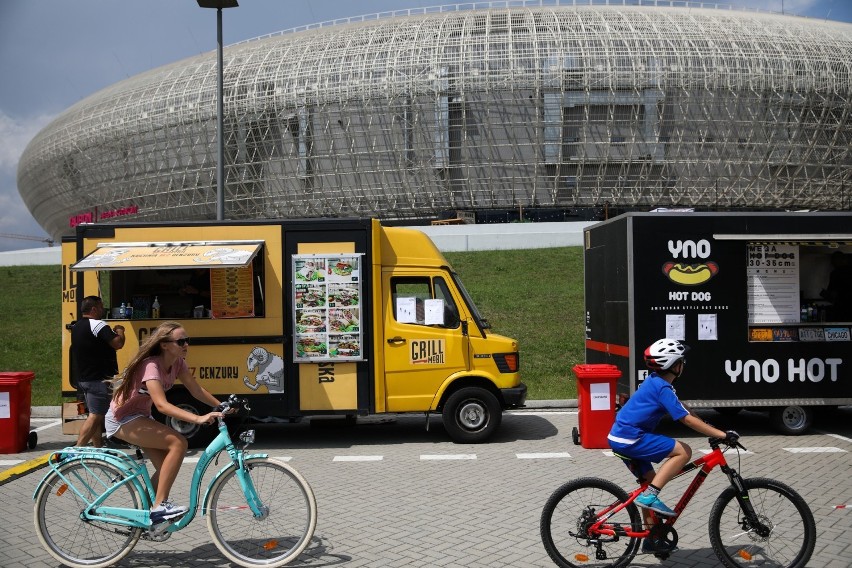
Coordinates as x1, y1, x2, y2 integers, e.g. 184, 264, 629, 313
197, 0, 238, 221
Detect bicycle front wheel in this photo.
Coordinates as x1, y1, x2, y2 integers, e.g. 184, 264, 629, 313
709, 477, 816, 568
33, 459, 143, 568
206, 457, 317, 567
540, 477, 641, 568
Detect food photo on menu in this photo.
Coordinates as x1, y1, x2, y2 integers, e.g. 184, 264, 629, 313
296, 310, 327, 333
296, 335, 328, 358
330, 334, 361, 357
295, 259, 326, 282
328, 283, 359, 307
295, 284, 326, 308
327, 257, 359, 281
329, 308, 359, 333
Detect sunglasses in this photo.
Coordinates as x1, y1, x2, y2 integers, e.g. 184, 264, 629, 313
165, 337, 191, 347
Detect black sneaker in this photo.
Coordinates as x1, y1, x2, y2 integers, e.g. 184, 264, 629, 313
150, 500, 187, 524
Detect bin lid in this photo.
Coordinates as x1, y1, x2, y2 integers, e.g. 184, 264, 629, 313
572, 364, 622, 379
0, 371, 35, 385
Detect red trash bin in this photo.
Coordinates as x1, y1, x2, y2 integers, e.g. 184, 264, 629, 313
0, 371, 36, 454
572, 364, 621, 449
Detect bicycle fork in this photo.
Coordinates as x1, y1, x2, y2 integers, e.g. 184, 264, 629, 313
724, 466, 771, 538
231, 452, 268, 519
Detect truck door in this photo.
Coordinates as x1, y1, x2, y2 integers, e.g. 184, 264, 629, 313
382, 274, 470, 412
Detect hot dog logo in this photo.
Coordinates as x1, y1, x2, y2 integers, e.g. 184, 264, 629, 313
662, 261, 719, 285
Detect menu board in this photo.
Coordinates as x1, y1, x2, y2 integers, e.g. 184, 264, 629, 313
211, 265, 254, 318
747, 244, 800, 324
293, 254, 363, 362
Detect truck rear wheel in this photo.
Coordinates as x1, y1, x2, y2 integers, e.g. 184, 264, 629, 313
441, 387, 501, 444
770, 405, 813, 435
153, 393, 217, 448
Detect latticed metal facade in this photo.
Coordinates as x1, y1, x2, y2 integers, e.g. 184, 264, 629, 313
17, 1, 852, 240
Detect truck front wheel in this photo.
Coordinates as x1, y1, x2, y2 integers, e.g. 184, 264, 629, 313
441, 387, 502, 444
770, 405, 813, 435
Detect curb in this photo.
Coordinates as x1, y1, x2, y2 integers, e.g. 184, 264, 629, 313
30, 399, 578, 419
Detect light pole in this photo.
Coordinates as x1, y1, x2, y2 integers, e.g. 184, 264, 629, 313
197, 0, 238, 221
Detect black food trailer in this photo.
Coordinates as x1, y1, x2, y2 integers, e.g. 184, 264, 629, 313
583, 211, 852, 434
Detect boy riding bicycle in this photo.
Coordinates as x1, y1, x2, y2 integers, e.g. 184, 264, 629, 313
607, 339, 736, 550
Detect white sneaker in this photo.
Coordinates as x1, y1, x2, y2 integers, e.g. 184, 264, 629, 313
150, 500, 187, 524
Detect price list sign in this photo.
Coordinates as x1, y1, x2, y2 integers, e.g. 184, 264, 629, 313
747, 244, 800, 324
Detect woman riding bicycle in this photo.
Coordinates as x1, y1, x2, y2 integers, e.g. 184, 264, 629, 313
105, 321, 225, 524
607, 339, 734, 533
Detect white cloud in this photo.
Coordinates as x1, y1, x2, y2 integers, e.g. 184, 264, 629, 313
0, 110, 54, 173
0, 110, 55, 250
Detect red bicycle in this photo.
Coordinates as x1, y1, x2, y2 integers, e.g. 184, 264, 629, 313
540, 436, 816, 568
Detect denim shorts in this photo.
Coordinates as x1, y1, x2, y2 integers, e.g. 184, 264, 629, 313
104, 409, 148, 439
78, 380, 111, 415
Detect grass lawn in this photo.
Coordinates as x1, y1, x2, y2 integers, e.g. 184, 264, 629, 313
0, 247, 583, 406
0, 265, 63, 405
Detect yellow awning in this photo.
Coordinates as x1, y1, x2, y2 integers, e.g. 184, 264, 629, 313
71, 241, 263, 271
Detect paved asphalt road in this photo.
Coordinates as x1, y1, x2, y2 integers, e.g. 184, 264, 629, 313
1, 406, 850, 567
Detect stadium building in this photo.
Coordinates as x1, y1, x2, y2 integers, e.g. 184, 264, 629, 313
17, 1, 852, 240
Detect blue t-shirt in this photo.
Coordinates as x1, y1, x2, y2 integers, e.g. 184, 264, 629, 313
609, 373, 689, 444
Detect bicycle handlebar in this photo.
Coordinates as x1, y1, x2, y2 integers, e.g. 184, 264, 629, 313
709, 436, 747, 452
214, 394, 250, 415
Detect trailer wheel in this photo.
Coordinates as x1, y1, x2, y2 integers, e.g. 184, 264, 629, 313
571, 426, 580, 445
770, 405, 813, 435
441, 387, 501, 444
153, 393, 217, 448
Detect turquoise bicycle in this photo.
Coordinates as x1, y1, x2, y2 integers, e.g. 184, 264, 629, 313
33, 395, 317, 568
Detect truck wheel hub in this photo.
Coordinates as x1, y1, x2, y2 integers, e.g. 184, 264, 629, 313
458, 401, 486, 429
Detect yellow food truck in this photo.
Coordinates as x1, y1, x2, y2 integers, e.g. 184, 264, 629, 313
61, 219, 525, 445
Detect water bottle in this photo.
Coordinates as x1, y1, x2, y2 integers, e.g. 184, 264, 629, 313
120, 302, 127, 318
152, 296, 161, 319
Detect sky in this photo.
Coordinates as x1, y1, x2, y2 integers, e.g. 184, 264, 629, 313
0, 0, 849, 252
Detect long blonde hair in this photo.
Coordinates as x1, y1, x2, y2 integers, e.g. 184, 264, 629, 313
111, 321, 183, 405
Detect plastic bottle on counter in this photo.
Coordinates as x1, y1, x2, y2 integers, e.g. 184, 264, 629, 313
152, 297, 161, 319
126, 301, 133, 319
120, 302, 127, 318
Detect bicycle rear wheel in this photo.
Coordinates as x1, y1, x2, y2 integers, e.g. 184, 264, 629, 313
709, 477, 816, 568
206, 457, 317, 567
540, 477, 641, 568
33, 459, 143, 568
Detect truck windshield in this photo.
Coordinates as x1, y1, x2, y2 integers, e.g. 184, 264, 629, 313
450, 271, 491, 330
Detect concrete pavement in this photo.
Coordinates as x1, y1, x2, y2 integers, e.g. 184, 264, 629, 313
1, 406, 850, 567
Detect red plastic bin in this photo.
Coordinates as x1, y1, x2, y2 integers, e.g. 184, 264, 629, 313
572, 364, 621, 449
0, 371, 36, 454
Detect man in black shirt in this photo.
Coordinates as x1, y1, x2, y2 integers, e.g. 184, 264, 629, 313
71, 296, 126, 447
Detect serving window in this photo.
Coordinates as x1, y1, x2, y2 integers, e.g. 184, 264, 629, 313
71, 241, 265, 320
743, 239, 852, 343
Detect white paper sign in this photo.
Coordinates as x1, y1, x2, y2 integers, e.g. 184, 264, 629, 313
589, 382, 611, 411
698, 314, 718, 340
0, 392, 10, 419
424, 299, 444, 325
396, 297, 417, 323
666, 314, 685, 340
747, 244, 800, 324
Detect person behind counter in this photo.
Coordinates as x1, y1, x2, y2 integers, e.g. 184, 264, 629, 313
180, 268, 211, 312
821, 251, 852, 322
71, 296, 126, 447
105, 321, 225, 524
